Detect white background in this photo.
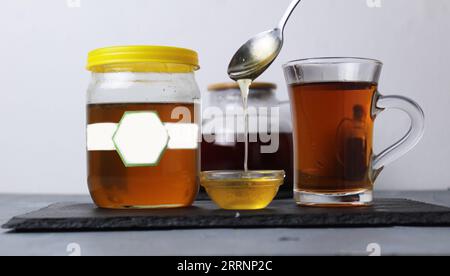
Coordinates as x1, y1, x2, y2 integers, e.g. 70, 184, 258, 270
0, 0, 449, 194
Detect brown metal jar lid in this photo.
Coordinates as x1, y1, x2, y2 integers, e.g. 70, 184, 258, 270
207, 82, 277, 92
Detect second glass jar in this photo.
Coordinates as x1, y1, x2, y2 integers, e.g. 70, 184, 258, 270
201, 82, 294, 198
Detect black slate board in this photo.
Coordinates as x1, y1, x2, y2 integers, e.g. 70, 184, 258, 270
3, 199, 450, 232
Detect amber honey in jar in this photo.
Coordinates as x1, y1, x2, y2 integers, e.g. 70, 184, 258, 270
86, 46, 201, 209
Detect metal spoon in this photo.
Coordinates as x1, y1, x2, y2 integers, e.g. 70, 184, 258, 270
228, 0, 302, 81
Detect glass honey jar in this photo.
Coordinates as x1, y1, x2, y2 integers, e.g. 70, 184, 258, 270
86, 45, 201, 209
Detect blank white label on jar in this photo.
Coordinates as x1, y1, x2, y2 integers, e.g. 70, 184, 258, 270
87, 122, 199, 152
86, 123, 117, 151
165, 123, 199, 150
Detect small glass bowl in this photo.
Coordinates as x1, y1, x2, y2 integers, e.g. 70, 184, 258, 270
200, 170, 285, 210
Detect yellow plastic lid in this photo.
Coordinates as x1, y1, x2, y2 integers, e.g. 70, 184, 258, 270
87, 45, 200, 73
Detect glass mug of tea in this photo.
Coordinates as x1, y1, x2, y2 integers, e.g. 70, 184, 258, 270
283, 58, 425, 206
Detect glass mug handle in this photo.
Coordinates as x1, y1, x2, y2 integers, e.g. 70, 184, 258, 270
372, 92, 425, 174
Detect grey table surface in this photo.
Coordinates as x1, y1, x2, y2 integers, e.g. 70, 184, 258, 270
1, 191, 450, 256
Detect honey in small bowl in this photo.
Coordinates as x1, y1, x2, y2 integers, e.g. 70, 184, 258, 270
200, 170, 285, 210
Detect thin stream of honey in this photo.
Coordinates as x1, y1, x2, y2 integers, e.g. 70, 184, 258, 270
237, 79, 252, 172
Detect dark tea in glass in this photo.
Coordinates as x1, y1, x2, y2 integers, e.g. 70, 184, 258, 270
289, 82, 376, 194
284, 58, 425, 206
